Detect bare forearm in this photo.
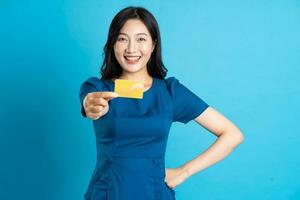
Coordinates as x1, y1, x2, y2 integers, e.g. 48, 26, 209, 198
180, 130, 244, 178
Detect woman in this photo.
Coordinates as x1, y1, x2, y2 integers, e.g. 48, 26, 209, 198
79, 6, 244, 200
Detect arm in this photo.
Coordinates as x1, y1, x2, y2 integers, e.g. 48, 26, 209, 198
180, 106, 244, 178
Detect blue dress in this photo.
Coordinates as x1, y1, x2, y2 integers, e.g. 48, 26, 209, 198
79, 76, 210, 200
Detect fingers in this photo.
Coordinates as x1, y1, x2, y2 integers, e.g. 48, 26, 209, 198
86, 92, 118, 106
86, 105, 107, 120
84, 91, 118, 120
90, 91, 119, 100
88, 112, 101, 120
164, 181, 175, 190
89, 105, 104, 114
91, 98, 108, 107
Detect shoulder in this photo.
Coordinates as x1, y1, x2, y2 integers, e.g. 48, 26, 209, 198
163, 76, 180, 91
162, 76, 202, 100
164, 76, 179, 86
161, 76, 193, 100
163, 76, 185, 94
81, 76, 106, 90
83, 76, 102, 84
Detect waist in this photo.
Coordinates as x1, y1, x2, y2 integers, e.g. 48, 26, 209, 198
98, 153, 165, 159
96, 143, 167, 158
96, 154, 165, 175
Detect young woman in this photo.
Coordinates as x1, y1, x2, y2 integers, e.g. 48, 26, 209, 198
79, 6, 244, 200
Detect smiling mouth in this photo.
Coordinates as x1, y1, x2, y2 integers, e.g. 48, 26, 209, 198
124, 56, 141, 64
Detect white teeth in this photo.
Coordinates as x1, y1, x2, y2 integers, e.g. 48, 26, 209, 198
124, 56, 140, 60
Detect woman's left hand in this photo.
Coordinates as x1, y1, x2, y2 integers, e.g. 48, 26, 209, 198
164, 167, 189, 189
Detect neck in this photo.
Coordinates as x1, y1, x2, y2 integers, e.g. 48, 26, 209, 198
116, 70, 152, 84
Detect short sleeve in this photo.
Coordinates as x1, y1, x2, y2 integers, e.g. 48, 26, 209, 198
165, 77, 210, 124
79, 77, 105, 117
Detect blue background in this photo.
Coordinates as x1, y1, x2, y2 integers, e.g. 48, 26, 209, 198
1, 0, 299, 199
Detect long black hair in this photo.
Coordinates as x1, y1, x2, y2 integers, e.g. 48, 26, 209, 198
100, 6, 167, 80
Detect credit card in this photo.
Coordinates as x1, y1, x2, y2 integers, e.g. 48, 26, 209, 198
114, 79, 144, 99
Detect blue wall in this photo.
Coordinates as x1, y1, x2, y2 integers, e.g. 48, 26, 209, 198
1, 0, 299, 199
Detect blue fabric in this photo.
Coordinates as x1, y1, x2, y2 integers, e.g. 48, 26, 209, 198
79, 76, 209, 200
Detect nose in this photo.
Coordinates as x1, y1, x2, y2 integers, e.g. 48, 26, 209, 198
126, 39, 137, 53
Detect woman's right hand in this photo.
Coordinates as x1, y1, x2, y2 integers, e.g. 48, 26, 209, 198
84, 91, 119, 120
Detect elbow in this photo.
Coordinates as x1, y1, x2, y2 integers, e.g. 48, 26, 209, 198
223, 128, 245, 145
237, 133, 244, 144
234, 130, 245, 145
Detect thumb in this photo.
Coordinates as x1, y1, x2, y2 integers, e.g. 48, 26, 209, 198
101, 92, 119, 101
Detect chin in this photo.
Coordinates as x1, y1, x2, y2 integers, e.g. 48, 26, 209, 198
122, 64, 144, 73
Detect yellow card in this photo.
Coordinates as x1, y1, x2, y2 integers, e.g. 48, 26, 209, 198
114, 79, 144, 99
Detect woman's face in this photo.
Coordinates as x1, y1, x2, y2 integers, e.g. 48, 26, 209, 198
114, 19, 155, 74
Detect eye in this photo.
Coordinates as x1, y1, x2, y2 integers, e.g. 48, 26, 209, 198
137, 37, 146, 42
117, 37, 127, 42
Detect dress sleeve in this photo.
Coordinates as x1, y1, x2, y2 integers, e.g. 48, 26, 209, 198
79, 77, 104, 117
165, 77, 210, 124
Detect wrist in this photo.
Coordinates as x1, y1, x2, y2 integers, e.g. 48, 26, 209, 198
180, 164, 191, 179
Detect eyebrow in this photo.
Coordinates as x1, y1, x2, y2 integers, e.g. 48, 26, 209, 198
119, 32, 149, 37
